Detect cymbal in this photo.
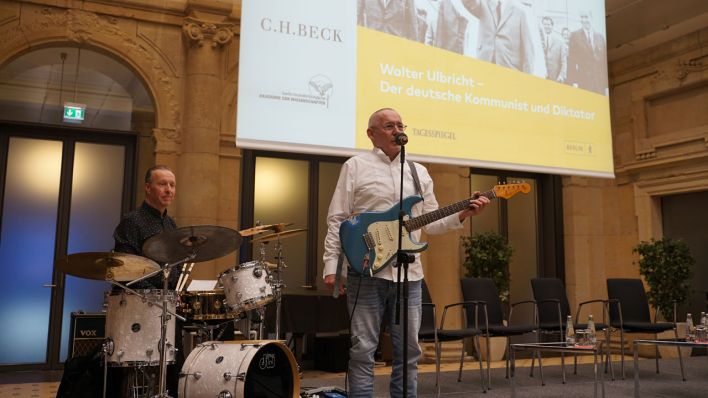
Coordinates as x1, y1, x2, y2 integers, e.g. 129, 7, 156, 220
57, 252, 160, 281
251, 228, 307, 244
239, 223, 294, 237
142, 225, 241, 263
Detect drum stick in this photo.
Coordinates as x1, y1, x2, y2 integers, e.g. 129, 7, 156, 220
176, 263, 187, 292
177, 263, 188, 292
180, 263, 195, 292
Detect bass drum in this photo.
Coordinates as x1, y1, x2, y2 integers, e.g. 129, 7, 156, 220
179, 340, 300, 398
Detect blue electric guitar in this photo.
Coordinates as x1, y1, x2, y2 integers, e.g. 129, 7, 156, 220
339, 183, 531, 276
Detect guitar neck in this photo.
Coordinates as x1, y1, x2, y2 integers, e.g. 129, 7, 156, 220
404, 189, 497, 232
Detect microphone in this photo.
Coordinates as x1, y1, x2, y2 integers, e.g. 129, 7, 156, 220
393, 132, 408, 146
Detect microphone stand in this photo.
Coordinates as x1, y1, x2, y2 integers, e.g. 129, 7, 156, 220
394, 142, 415, 398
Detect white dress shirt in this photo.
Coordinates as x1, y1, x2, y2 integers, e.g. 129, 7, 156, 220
323, 148, 464, 282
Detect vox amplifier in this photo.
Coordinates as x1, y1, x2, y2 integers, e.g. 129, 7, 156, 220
68, 312, 106, 359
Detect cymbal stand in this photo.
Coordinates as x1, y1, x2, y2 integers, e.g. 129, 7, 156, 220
153, 253, 195, 398
102, 340, 109, 398
257, 306, 266, 340
272, 237, 287, 340
255, 242, 272, 339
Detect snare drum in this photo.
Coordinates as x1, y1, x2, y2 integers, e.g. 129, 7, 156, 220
105, 290, 176, 366
179, 340, 299, 398
178, 291, 237, 321
219, 261, 275, 314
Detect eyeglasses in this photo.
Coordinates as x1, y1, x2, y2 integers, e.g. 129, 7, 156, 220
380, 123, 407, 132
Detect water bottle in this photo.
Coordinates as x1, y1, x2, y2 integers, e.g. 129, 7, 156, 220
587, 314, 597, 345
686, 313, 695, 342
697, 312, 707, 342
565, 315, 575, 345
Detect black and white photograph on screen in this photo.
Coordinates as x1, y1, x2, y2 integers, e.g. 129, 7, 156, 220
358, 0, 608, 95
460, 0, 537, 73
566, 8, 608, 95
358, 0, 421, 42
539, 15, 567, 82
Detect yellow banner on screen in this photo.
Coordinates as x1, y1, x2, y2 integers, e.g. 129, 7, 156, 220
356, 27, 613, 175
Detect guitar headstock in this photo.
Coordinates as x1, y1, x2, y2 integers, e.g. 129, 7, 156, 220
492, 182, 531, 199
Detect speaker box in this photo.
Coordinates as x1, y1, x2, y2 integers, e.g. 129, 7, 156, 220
68, 312, 106, 359
313, 334, 349, 372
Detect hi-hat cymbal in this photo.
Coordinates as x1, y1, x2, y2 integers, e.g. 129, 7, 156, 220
239, 223, 294, 237
251, 228, 307, 244
57, 252, 160, 281
143, 225, 241, 263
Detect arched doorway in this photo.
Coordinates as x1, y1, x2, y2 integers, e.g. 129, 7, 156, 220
0, 46, 155, 370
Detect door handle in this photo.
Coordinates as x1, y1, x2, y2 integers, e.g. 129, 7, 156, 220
43, 284, 56, 288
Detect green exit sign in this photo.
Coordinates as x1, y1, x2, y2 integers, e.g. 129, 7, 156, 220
63, 103, 86, 123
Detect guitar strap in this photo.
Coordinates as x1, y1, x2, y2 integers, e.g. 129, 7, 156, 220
333, 254, 344, 298
407, 160, 424, 199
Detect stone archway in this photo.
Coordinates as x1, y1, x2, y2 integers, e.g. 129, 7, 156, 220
0, 5, 184, 166
1, 2, 243, 276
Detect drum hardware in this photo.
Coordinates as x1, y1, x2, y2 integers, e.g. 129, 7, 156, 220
157, 255, 195, 398
142, 225, 242, 398
58, 225, 244, 398
101, 339, 110, 398
252, 229, 306, 339
106, 281, 185, 323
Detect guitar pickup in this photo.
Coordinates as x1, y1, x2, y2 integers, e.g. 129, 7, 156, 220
363, 232, 375, 250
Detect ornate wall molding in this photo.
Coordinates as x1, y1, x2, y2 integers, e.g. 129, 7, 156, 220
182, 16, 234, 48
0, 6, 182, 135
675, 55, 707, 82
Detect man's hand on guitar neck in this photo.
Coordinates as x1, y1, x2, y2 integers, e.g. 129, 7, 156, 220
458, 191, 491, 222
324, 274, 346, 296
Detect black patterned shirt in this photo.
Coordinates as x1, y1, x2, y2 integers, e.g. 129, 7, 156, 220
113, 201, 178, 289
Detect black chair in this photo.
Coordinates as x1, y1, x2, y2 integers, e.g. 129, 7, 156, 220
419, 280, 486, 394
606, 278, 685, 380
460, 277, 538, 388
530, 277, 614, 382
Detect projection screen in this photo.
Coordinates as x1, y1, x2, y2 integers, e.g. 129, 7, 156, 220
236, 0, 614, 178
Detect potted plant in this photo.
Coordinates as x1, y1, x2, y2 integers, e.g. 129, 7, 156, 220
461, 231, 513, 361
461, 231, 513, 304
633, 237, 694, 357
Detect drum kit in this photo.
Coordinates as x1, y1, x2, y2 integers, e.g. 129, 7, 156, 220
56, 223, 306, 398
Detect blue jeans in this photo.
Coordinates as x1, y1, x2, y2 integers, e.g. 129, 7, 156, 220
346, 276, 422, 398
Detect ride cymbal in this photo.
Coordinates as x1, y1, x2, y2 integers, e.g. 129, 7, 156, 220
56, 252, 160, 281
143, 225, 241, 263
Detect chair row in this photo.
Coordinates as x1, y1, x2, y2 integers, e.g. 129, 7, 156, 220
420, 277, 686, 395
533, 277, 685, 380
